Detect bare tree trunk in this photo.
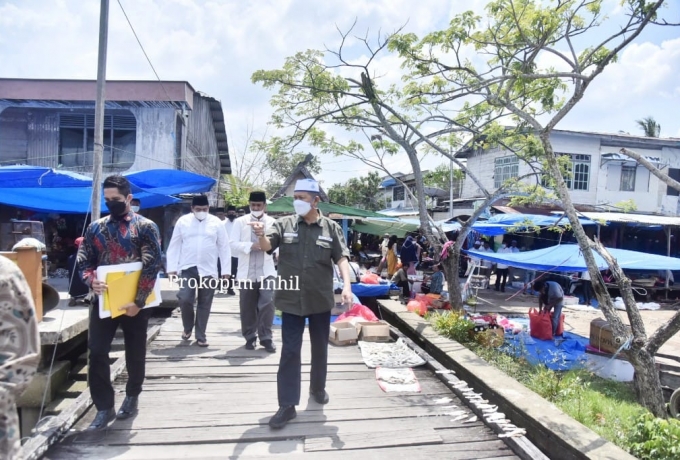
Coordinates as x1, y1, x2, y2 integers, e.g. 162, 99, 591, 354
629, 348, 666, 416
441, 251, 463, 311
540, 133, 667, 417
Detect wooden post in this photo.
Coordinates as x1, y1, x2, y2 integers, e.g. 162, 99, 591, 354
1, 250, 44, 321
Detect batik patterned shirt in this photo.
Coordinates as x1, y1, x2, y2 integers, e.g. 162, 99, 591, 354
78, 211, 162, 308
0, 256, 40, 460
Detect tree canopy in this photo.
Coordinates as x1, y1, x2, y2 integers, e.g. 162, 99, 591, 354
327, 171, 386, 211
252, 0, 677, 417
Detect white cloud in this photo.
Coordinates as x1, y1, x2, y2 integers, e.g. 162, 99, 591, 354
559, 37, 680, 137
0, 0, 677, 190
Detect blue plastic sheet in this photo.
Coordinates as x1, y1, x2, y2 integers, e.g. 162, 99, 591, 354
273, 315, 339, 326
471, 213, 596, 236
499, 330, 589, 371
466, 243, 680, 272
351, 283, 398, 297
0, 165, 216, 213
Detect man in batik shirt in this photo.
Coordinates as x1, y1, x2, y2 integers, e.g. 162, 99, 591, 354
78, 175, 162, 431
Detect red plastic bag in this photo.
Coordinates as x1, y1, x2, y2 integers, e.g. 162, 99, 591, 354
335, 304, 379, 322
415, 293, 432, 307
529, 308, 553, 340
407, 300, 427, 316
550, 312, 565, 336
360, 273, 380, 284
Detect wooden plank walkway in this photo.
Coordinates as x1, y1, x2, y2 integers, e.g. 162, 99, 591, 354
44, 295, 520, 459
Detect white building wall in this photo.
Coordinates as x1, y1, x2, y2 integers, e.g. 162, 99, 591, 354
462, 131, 680, 215
127, 107, 177, 172
461, 149, 502, 198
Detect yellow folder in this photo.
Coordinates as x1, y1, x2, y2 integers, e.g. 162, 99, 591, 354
104, 270, 157, 319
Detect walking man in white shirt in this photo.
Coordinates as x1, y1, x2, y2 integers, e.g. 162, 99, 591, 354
166, 195, 231, 347
230, 191, 278, 352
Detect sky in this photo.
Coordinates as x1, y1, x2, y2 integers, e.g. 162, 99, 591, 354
1, 0, 679, 189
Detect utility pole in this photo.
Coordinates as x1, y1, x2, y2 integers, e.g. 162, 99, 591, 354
91, 0, 110, 221
449, 154, 454, 219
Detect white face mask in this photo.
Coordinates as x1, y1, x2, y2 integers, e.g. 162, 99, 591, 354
194, 211, 208, 221
294, 199, 312, 216
250, 209, 264, 217
130, 206, 140, 213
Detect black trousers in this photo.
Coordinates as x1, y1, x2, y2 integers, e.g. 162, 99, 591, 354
89, 301, 149, 411
395, 278, 411, 299
495, 268, 509, 291
278, 311, 330, 407
582, 280, 593, 305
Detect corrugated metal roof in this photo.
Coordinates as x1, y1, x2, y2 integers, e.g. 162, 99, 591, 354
579, 212, 680, 226
491, 205, 521, 214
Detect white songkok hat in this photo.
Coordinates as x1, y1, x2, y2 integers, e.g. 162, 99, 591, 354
294, 179, 320, 193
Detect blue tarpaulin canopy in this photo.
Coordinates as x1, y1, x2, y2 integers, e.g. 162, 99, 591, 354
466, 244, 680, 272
470, 213, 596, 236
0, 166, 216, 214
123, 169, 216, 196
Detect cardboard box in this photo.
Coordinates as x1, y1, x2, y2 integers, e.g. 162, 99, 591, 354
357, 321, 391, 342
329, 321, 358, 346
589, 318, 631, 354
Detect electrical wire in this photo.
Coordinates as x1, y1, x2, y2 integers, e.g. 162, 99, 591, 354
116, 0, 178, 111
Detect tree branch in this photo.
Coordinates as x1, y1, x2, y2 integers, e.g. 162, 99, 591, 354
646, 309, 680, 355
619, 147, 680, 192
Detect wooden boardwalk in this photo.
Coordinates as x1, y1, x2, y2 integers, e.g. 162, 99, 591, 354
44, 295, 520, 459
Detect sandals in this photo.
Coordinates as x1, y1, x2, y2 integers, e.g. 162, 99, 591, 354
181, 331, 191, 341
196, 340, 209, 347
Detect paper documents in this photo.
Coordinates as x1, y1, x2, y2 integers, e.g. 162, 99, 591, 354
97, 262, 162, 319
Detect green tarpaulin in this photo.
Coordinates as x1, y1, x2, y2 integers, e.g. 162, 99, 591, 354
352, 219, 419, 238
266, 196, 385, 218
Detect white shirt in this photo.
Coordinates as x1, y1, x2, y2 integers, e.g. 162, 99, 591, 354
166, 213, 231, 278
380, 239, 389, 257
480, 246, 493, 268
496, 246, 512, 269
224, 218, 236, 242
229, 214, 277, 281
581, 270, 591, 281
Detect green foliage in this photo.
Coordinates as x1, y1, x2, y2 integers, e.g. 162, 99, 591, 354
250, 137, 321, 191
431, 312, 658, 453
222, 174, 255, 208
423, 164, 465, 191
327, 171, 387, 210
629, 413, 680, 459
252, 1, 671, 416
636, 116, 661, 138
430, 311, 475, 344
616, 199, 638, 213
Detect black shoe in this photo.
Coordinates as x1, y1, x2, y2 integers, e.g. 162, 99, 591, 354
268, 406, 296, 429
245, 338, 256, 350
86, 408, 116, 431
310, 389, 329, 405
116, 396, 138, 420
227, 289, 236, 296
261, 340, 276, 353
